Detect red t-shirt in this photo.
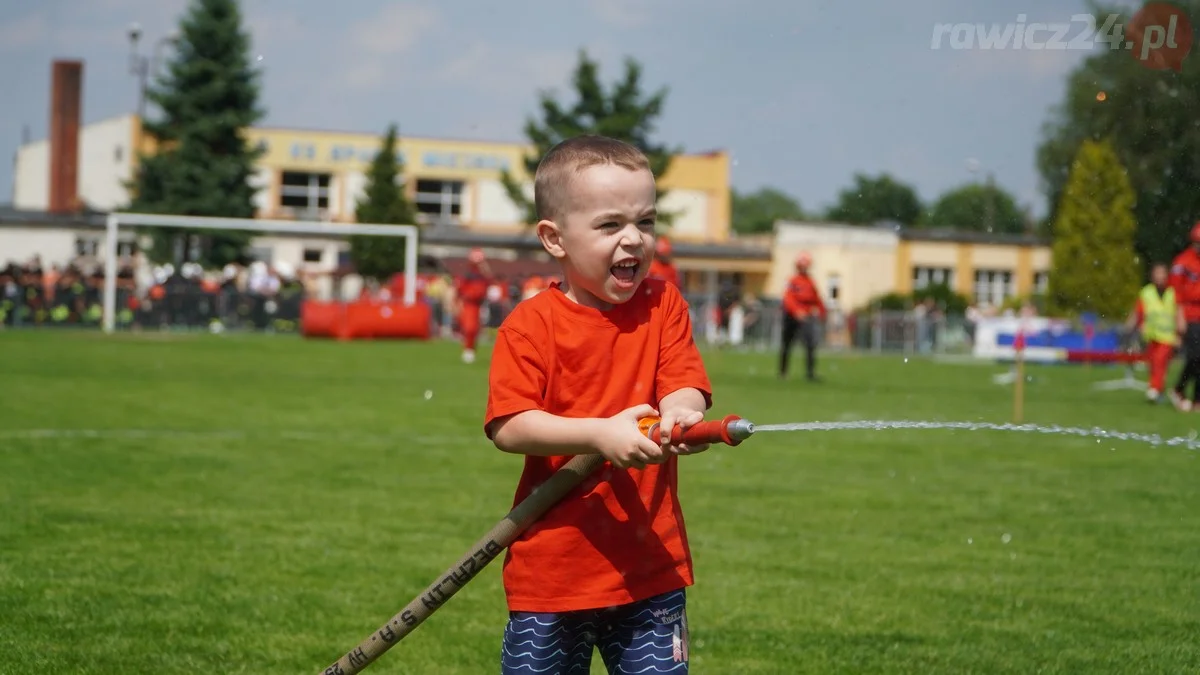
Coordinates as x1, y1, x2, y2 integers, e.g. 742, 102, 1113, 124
782, 274, 826, 319
647, 259, 680, 288
1169, 248, 1200, 323
484, 278, 713, 613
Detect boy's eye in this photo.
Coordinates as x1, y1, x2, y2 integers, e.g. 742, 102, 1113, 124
638, 219, 656, 229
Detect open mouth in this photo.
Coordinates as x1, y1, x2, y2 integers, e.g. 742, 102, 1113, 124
611, 259, 640, 284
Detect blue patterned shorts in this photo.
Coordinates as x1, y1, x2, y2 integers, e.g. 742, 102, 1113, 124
500, 589, 689, 674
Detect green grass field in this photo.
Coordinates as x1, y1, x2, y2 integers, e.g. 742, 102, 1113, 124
2, 330, 1198, 674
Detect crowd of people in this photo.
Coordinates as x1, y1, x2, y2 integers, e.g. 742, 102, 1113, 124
1, 253, 310, 332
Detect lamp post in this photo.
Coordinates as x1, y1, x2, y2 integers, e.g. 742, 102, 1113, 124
127, 23, 178, 120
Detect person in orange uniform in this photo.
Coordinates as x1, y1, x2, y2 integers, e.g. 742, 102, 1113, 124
1168, 223, 1200, 410
647, 236, 681, 288
779, 251, 827, 381
484, 135, 712, 673
455, 247, 492, 364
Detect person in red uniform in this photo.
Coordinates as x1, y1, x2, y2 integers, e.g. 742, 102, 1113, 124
647, 237, 681, 288
779, 251, 827, 381
455, 247, 493, 364
485, 135, 711, 673
1168, 223, 1200, 410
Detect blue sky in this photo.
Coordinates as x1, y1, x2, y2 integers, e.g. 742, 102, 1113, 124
0, 0, 1139, 218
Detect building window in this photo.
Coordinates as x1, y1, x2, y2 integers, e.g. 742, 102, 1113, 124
1034, 271, 1049, 295
974, 269, 1013, 307
303, 248, 323, 263
413, 179, 463, 223
279, 171, 331, 216
913, 266, 954, 290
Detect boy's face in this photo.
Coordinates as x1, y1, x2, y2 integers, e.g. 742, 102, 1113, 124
538, 163, 657, 310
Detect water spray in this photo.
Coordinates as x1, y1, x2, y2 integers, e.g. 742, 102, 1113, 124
318, 413, 1197, 674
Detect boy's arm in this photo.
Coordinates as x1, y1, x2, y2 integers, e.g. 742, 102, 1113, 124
490, 405, 664, 469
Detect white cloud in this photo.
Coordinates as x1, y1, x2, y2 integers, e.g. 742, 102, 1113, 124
434, 42, 578, 96
588, 0, 652, 28
0, 14, 49, 52
340, 3, 440, 90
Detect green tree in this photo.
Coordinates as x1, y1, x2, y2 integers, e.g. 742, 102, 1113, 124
826, 173, 923, 226
1036, 0, 1200, 264
349, 124, 417, 281
731, 187, 807, 234
126, 0, 265, 267
500, 50, 682, 228
1047, 139, 1140, 320
924, 182, 1027, 233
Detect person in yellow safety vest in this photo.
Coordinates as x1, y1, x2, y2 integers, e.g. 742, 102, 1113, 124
1126, 263, 1178, 404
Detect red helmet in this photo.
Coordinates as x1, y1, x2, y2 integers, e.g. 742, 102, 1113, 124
655, 238, 673, 257
1190, 222, 1200, 243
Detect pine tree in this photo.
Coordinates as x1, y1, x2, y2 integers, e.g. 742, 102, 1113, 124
1047, 139, 1140, 320
500, 50, 681, 229
126, 0, 265, 267
349, 125, 417, 281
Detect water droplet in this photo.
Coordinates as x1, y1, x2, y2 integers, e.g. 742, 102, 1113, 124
424, 390, 433, 400
1001, 533, 1012, 544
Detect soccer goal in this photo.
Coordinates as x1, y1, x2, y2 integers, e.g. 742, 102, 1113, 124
101, 212, 420, 334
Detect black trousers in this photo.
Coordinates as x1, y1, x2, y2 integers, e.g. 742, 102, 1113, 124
780, 313, 817, 378
1174, 323, 1200, 401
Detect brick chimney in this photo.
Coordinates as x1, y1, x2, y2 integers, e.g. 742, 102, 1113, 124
48, 59, 84, 213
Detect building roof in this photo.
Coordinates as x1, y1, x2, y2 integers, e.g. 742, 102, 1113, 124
897, 225, 1048, 247
776, 219, 1049, 247
0, 205, 107, 228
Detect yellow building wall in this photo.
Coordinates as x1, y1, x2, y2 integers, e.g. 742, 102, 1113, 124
970, 245, 1020, 270
768, 244, 896, 311
956, 245, 973, 296
895, 240, 912, 293
658, 152, 731, 242
1030, 247, 1051, 272
239, 127, 730, 234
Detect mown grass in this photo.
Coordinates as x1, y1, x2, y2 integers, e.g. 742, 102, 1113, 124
1, 330, 1197, 674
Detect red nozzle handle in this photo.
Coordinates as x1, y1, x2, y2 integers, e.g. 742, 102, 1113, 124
639, 414, 748, 447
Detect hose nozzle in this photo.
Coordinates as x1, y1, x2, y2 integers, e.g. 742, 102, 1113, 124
639, 414, 755, 447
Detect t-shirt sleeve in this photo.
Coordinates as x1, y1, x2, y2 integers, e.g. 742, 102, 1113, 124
656, 284, 713, 409
484, 322, 548, 440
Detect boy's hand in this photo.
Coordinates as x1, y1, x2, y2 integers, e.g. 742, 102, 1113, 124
657, 408, 710, 456
596, 404, 668, 470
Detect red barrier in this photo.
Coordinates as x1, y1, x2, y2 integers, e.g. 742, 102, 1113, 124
301, 300, 431, 341
1064, 350, 1146, 364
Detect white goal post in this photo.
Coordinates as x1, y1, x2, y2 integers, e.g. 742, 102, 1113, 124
102, 212, 420, 334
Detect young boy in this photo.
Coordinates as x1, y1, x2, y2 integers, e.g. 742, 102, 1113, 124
484, 135, 713, 674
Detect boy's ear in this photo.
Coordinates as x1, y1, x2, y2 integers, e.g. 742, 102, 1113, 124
537, 219, 566, 260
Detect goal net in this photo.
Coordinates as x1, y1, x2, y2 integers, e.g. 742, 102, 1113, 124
101, 212, 419, 335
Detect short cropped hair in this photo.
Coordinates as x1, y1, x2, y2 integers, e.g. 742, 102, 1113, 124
533, 135, 651, 222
